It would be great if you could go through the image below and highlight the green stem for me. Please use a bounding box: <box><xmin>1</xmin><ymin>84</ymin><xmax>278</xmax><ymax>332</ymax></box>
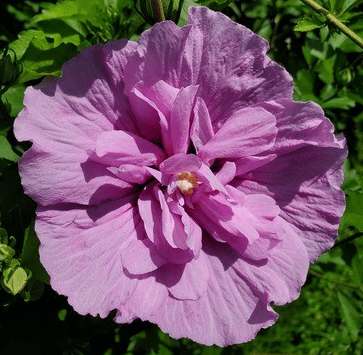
<box><xmin>151</xmin><ymin>0</ymin><xmax>165</xmax><ymax>22</ymax></box>
<box><xmin>332</xmin><ymin>232</ymin><xmax>363</xmax><ymax>249</ymax></box>
<box><xmin>309</xmin><ymin>269</ymin><xmax>363</xmax><ymax>293</ymax></box>
<box><xmin>300</xmin><ymin>0</ymin><xmax>363</xmax><ymax>50</ymax></box>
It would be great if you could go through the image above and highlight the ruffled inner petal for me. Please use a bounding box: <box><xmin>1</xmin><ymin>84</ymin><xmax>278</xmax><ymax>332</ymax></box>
<box><xmin>233</xmin><ymin>99</ymin><xmax>347</xmax><ymax>262</ymax></box>
<box><xmin>157</xmin><ymin>253</ymin><xmax>209</xmax><ymax>301</ymax></box>
<box><xmin>138</xmin><ymin>183</ymin><xmax>196</xmax><ymax>264</ymax></box>
<box><xmin>121</xmin><ymin>239</ymin><xmax>168</xmax><ymax>275</ymax></box>
<box><xmin>95</xmin><ymin>130</ymin><xmax>167</xmax><ymax>166</ymax></box>
<box><xmin>169</xmin><ymin>85</ymin><xmax>199</xmax><ymax>155</ymax></box>
<box><xmin>107</xmin><ymin>164</ymin><xmax>152</xmax><ymax>184</ymax></box>
<box><xmin>198</xmin><ymin>106</ymin><xmax>277</xmax><ymax>163</ymax></box>
<box><xmin>190</xmin><ymin>97</ymin><xmax>214</xmax><ymax>153</ymax></box>
<box><xmin>128</xmin><ymin>80</ymin><xmax>180</xmax><ymax>142</ymax></box>
<box><xmin>160</xmin><ymin>153</ymin><xmax>202</xmax><ymax>174</ymax></box>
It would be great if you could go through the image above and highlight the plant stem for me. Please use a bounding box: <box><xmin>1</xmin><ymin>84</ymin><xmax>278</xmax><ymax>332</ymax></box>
<box><xmin>300</xmin><ymin>0</ymin><xmax>363</xmax><ymax>50</ymax></box>
<box><xmin>151</xmin><ymin>0</ymin><xmax>165</xmax><ymax>22</ymax></box>
<box><xmin>309</xmin><ymin>269</ymin><xmax>363</xmax><ymax>293</ymax></box>
<box><xmin>332</xmin><ymin>232</ymin><xmax>363</xmax><ymax>249</ymax></box>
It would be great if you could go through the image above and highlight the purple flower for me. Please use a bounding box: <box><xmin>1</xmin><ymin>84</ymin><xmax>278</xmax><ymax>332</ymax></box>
<box><xmin>14</xmin><ymin>6</ymin><xmax>346</xmax><ymax>346</ymax></box>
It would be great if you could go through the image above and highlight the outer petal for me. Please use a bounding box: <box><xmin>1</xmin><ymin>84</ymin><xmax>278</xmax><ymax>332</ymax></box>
<box><xmin>232</xmin><ymin>217</ymin><xmax>309</xmax><ymax>306</ymax></box>
<box><xmin>36</xmin><ymin>194</ymin><xmax>143</xmax><ymax>318</ymax></box>
<box><xmin>114</xmin><ymin>274</ymin><xmax>168</xmax><ymax>323</ymax></box>
<box><xmin>17</xmin><ymin>143</ymin><xmax>134</xmax><ymax>206</ymax></box>
<box><xmin>132</xmin><ymin>6</ymin><xmax>293</xmax><ymax>127</ymax></box>
<box><xmin>234</xmin><ymin>99</ymin><xmax>347</xmax><ymax>261</ymax></box>
<box><xmin>150</xmin><ymin>236</ymin><xmax>278</xmax><ymax>346</ymax></box>
<box><xmin>157</xmin><ymin>253</ymin><xmax>209</xmax><ymax>301</ymax></box>
<box><xmin>132</xmin><ymin>21</ymin><xmax>197</xmax><ymax>88</ymax></box>
<box><xmin>187</xmin><ymin>6</ymin><xmax>293</xmax><ymax>123</ymax></box>
<box><xmin>14</xmin><ymin>41</ymin><xmax>140</xmax><ymax>206</ymax></box>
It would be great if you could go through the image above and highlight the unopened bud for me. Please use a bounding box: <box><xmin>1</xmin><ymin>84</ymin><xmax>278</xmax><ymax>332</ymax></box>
<box><xmin>0</xmin><ymin>48</ymin><xmax>22</xmax><ymax>89</ymax></box>
<box><xmin>337</xmin><ymin>68</ymin><xmax>354</xmax><ymax>85</ymax></box>
<box><xmin>134</xmin><ymin>0</ymin><xmax>184</xmax><ymax>24</ymax></box>
<box><xmin>0</xmin><ymin>244</ymin><xmax>15</xmax><ymax>263</ymax></box>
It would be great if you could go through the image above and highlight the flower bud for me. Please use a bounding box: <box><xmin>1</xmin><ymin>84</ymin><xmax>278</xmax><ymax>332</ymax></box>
<box><xmin>134</xmin><ymin>0</ymin><xmax>184</xmax><ymax>24</ymax></box>
<box><xmin>0</xmin><ymin>48</ymin><xmax>22</xmax><ymax>89</ymax></box>
<box><xmin>337</xmin><ymin>68</ymin><xmax>354</xmax><ymax>86</ymax></box>
<box><xmin>0</xmin><ymin>244</ymin><xmax>15</xmax><ymax>263</ymax></box>
<box><xmin>2</xmin><ymin>259</ymin><xmax>28</xmax><ymax>295</ymax></box>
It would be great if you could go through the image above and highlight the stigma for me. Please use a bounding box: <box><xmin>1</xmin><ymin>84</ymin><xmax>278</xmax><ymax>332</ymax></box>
<box><xmin>176</xmin><ymin>171</ymin><xmax>198</xmax><ymax>195</ymax></box>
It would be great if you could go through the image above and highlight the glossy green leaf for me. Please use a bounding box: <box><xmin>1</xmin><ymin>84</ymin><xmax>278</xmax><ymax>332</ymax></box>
<box><xmin>337</xmin><ymin>292</ymin><xmax>361</xmax><ymax>342</ymax></box>
<box><xmin>1</xmin><ymin>83</ymin><xmax>25</xmax><ymax>117</ymax></box>
<box><xmin>321</xmin><ymin>97</ymin><xmax>355</xmax><ymax>110</ymax></box>
<box><xmin>340</xmin><ymin>191</ymin><xmax>363</xmax><ymax>231</ymax></box>
<box><xmin>341</xmin><ymin>0</ymin><xmax>363</xmax><ymax>13</ymax></box>
<box><xmin>0</xmin><ymin>136</ymin><xmax>20</xmax><ymax>162</ymax></box>
<box><xmin>294</xmin><ymin>15</ymin><xmax>325</xmax><ymax>32</ymax></box>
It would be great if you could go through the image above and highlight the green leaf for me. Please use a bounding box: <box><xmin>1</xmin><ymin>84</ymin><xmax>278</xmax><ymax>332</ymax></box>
<box><xmin>0</xmin><ymin>244</ymin><xmax>15</xmax><ymax>262</ymax></box>
<box><xmin>1</xmin><ymin>83</ymin><xmax>25</xmax><ymax>117</ymax></box>
<box><xmin>294</xmin><ymin>15</ymin><xmax>326</xmax><ymax>32</ymax></box>
<box><xmin>30</xmin><ymin>0</ymin><xmax>81</xmax><ymax>23</ymax></box>
<box><xmin>0</xmin><ymin>136</ymin><xmax>20</xmax><ymax>162</ymax></box>
<box><xmin>321</xmin><ymin>97</ymin><xmax>355</xmax><ymax>110</ymax></box>
<box><xmin>337</xmin><ymin>291</ymin><xmax>362</xmax><ymax>341</ymax></box>
<box><xmin>328</xmin><ymin>15</ymin><xmax>363</xmax><ymax>53</ymax></box>
<box><xmin>9</xmin><ymin>29</ymin><xmax>79</xmax><ymax>81</ymax></box>
<box><xmin>340</xmin><ymin>191</ymin><xmax>363</xmax><ymax>231</ymax></box>
<box><xmin>0</xmin><ymin>228</ymin><xmax>8</xmax><ymax>244</ymax></box>
<box><xmin>9</xmin><ymin>30</ymin><xmax>45</xmax><ymax>60</ymax></box>
<box><xmin>2</xmin><ymin>259</ymin><xmax>28</xmax><ymax>295</ymax></box>
<box><xmin>178</xmin><ymin>0</ymin><xmax>199</xmax><ymax>26</ymax></box>
<box><xmin>21</xmin><ymin>222</ymin><xmax>49</xmax><ymax>284</ymax></box>
<box><xmin>351</xmin><ymin>251</ymin><xmax>363</xmax><ymax>284</ymax></box>
<box><xmin>293</xmin><ymin>69</ymin><xmax>321</xmax><ymax>102</ymax></box>
<box><xmin>19</xmin><ymin>40</ymin><xmax>78</xmax><ymax>82</ymax></box>
<box><xmin>341</xmin><ymin>0</ymin><xmax>363</xmax><ymax>13</ymax></box>
<box><xmin>342</xmin><ymin>160</ymin><xmax>363</xmax><ymax>191</ymax></box>
<box><xmin>36</xmin><ymin>19</ymin><xmax>83</xmax><ymax>47</ymax></box>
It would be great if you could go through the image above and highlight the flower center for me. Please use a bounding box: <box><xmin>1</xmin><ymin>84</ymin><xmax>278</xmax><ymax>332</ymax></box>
<box><xmin>176</xmin><ymin>171</ymin><xmax>198</xmax><ymax>195</ymax></box>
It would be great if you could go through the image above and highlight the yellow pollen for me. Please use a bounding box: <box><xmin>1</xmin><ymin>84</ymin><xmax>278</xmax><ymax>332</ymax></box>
<box><xmin>176</xmin><ymin>171</ymin><xmax>198</xmax><ymax>195</ymax></box>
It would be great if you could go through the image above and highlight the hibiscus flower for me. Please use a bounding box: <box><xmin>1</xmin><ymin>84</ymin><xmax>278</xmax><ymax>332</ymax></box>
<box><xmin>14</xmin><ymin>6</ymin><xmax>346</xmax><ymax>346</ymax></box>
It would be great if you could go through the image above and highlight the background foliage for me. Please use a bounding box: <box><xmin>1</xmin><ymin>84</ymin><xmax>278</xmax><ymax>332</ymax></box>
<box><xmin>1</xmin><ymin>0</ymin><xmax>363</xmax><ymax>354</ymax></box>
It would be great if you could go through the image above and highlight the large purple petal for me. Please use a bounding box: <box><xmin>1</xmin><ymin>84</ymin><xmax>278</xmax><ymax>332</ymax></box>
<box><xmin>234</xmin><ymin>99</ymin><xmax>347</xmax><ymax>261</ymax></box>
<box><xmin>16</xmin><ymin>143</ymin><xmax>135</xmax><ymax>206</ymax></box>
<box><xmin>187</xmin><ymin>6</ymin><xmax>294</xmax><ymax>124</ymax></box>
<box><xmin>14</xmin><ymin>41</ymin><xmax>141</xmax><ymax>206</ymax></box>
<box><xmin>150</xmin><ymin>237</ymin><xmax>278</xmax><ymax>346</ymax></box>
<box><xmin>36</xmin><ymin>194</ymin><xmax>143</xmax><ymax>318</ymax></box>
